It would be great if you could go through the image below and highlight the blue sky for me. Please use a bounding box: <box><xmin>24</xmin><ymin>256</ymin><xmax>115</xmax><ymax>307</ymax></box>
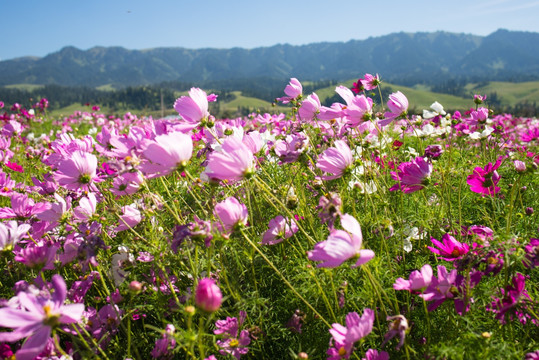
<box><xmin>2</xmin><ymin>0</ymin><xmax>539</xmax><ymax>61</ymax></box>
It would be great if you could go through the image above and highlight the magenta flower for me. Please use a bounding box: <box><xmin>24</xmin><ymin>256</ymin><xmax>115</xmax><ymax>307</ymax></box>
<box><xmin>14</xmin><ymin>241</ymin><xmax>59</xmax><ymax>270</ymax></box>
<box><xmin>316</xmin><ymin>140</ymin><xmax>354</xmax><ymax>180</ymax></box>
<box><xmin>151</xmin><ymin>324</ymin><xmax>176</xmax><ymax>359</ymax></box>
<box><xmin>204</xmin><ymin>136</ymin><xmax>255</xmax><ymax>182</ymax></box>
<box><xmin>141</xmin><ymin>131</ymin><xmax>193</xmax><ymax>177</ymax></box>
<box><xmin>327</xmin><ymin>308</ymin><xmax>374</xmax><ymax>360</ymax></box>
<box><xmin>428</xmin><ymin>234</ymin><xmax>470</xmax><ymax>261</ymax></box>
<box><xmin>111</xmin><ymin>172</ymin><xmax>144</xmax><ymax>196</ymax></box>
<box><xmin>393</xmin><ymin>264</ymin><xmax>433</xmax><ymax>292</ymax></box>
<box><xmin>261</xmin><ymin>215</ymin><xmax>298</xmax><ymax>245</ymax></box>
<box><xmin>523</xmin><ymin>238</ymin><xmax>539</xmax><ymax>269</ymax></box>
<box><xmin>362</xmin><ymin>349</ymin><xmax>390</xmax><ymax>360</ymax></box>
<box><xmin>214</xmin><ymin>197</ymin><xmax>248</xmax><ymax>234</ymax></box>
<box><xmin>214</xmin><ymin>314</ymin><xmax>251</xmax><ymax>360</ymax></box>
<box><xmin>54</xmin><ymin>150</ymin><xmax>100</xmax><ymax>192</ymax></box>
<box><xmin>195</xmin><ymin>278</ymin><xmax>222</xmax><ymax>313</ymax></box>
<box><xmin>389</xmin><ymin>157</ymin><xmax>432</xmax><ymax>193</ymax></box>
<box><xmin>0</xmin><ymin>275</ymin><xmax>85</xmax><ymax>360</ymax></box>
<box><xmin>487</xmin><ymin>273</ymin><xmax>534</xmax><ymax>324</ymax></box>
<box><xmin>419</xmin><ymin>265</ymin><xmax>468</xmax><ymax>314</ymax></box>
<box><xmin>380</xmin><ymin>91</ymin><xmax>408</xmax><ymax>126</ymax></box>
<box><xmin>174</xmin><ymin>87</ymin><xmax>210</xmax><ymax>131</ymax></box>
<box><xmin>466</xmin><ymin>158</ymin><xmax>502</xmax><ymax>196</ymax></box>
<box><xmin>308</xmin><ymin>214</ymin><xmax>374</xmax><ymax>268</ymax></box>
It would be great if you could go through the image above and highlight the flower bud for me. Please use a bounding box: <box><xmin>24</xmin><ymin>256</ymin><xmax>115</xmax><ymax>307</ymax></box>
<box><xmin>514</xmin><ymin>160</ymin><xmax>526</xmax><ymax>172</ymax></box>
<box><xmin>195</xmin><ymin>278</ymin><xmax>222</xmax><ymax>312</ymax></box>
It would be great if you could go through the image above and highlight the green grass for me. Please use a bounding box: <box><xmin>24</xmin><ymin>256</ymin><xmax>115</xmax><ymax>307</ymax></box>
<box><xmin>4</xmin><ymin>83</ymin><xmax>44</xmax><ymax>91</ymax></box>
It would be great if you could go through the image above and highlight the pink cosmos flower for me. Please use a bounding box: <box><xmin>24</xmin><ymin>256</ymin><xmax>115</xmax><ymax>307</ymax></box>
<box><xmin>115</xmin><ymin>204</ymin><xmax>142</xmax><ymax>232</ymax></box>
<box><xmin>54</xmin><ymin>150</ymin><xmax>100</xmax><ymax>192</ymax></box>
<box><xmin>213</xmin><ymin>197</ymin><xmax>248</xmax><ymax>233</ymax></box>
<box><xmin>335</xmin><ymin>86</ymin><xmax>373</xmax><ymax>127</ymax></box>
<box><xmin>316</xmin><ymin>140</ymin><xmax>354</xmax><ymax>180</ymax></box>
<box><xmin>73</xmin><ymin>192</ymin><xmax>98</xmax><ymax>221</ymax></box>
<box><xmin>173</xmin><ymin>87</ymin><xmax>210</xmax><ymax>131</ymax></box>
<box><xmin>35</xmin><ymin>193</ymin><xmax>70</xmax><ymax>223</ymax></box>
<box><xmin>393</xmin><ymin>264</ymin><xmax>433</xmax><ymax>292</ymax></box>
<box><xmin>389</xmin><ymin>157</ymin><xmax>432</xmax><ymax>193</ymax></box>
<box><xmin>0</xmin><ymin>275</ymin><xmax>84</xmax><ymax>360</ymax></box>
<box><xmin>276</xmin><ymin>78</ymin><xmax>303</xmax><ymax>103</ymax></box>
<box><xmin>428</xmin><ymin>234</ymin><xmax>470</xmax><ymax>261</ymax></box>
<box><xmin>308</xmin><ymin>214</ymin><xmax>374</xmax><ymax>268</ymax></box>
<box><xmin>0</xmin><ymin>220</ymin><xmax>31</xmax><ymax>251</ymax></box>
<box><xmin>0</xmin><ymin>193</ymin><xmax>49</xmax><ymax>219</ymax></box>
<box><xmin>261</xmin><ymin>215</ymin><xmax>298</xmax><ymax>245</ymax></box>
<box><xmin>141</xmin><ymin>131</ymin><xmax>193</xmax><ymax>177</ymax></box>
<box><xmin>111</xmin><ymin>172</ymin><xmax>144</xmax><ymax>196</ymax></box>
<box><xmin>379</xmin><ymin>91</ymin><xmax>408</xmax><ymax>127</ymax></box>
<box><xmin>361</xmin><ymin>73</ymin><xmax>381</xmax><ymax>91</ymax></box>
<box><xmin>327</xmin><ymin>309</ymin><xmax>374</xmax><ymax>360</ymax></box>
<box><xmin>298</xmin><ymin>93</ymin><xmax>321</xmax><ymax>121</ymax></box>
<box><xmin>204</xmin><ymin>137</ymin><xmax>255</xmax><ymax>182</ymax></box>
<box><xmin>466</xmin><ymin>158</ymin><xmax>502</xmax><ymax>196</ymax></box>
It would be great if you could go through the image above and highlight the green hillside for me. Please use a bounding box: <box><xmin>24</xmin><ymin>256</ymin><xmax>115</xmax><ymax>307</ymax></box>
<box><xmin>464</xmin><ymin>81</ymin><xmax>539</xmax><ymax>105</ymax></box>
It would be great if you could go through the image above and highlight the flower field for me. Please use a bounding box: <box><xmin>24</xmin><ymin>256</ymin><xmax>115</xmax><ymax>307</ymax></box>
<box><xmin>0</xmin><ymin>75</ymin><xmax>538</xmax><ymax>359</ymax></box>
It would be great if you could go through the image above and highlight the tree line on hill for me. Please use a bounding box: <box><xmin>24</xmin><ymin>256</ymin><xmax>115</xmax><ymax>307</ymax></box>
<box><xmin>0</xmin><ymin>79</ymin><xmax>537</xmax><ymax>117</ymax></box>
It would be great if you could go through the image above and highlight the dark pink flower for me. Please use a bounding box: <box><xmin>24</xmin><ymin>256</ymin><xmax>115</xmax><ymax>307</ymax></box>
<box><xmin>428</xmin><ymin>234</ymin><xmax>470</xmax><ymax>261</ymax></box>
<box><xmin>487</xmin><ymin>273</ymin><xmax>534</xmax><ymax>324</ymax></box>
<box><xmin>466</xmin><ymin>158</ymin><xmax>502</xmax><ymax>196</ymax></box>
<box><xmin>195</xmin><ymin>278</ymin><xmax>222</xmax><ymax>313</ymax></box>
<box><xmin>389</xmin><ymin>157</ymin><xmax>432</xmax><ymax>193</ymax></box>
<box><xmin>5</xmin><ymin>161</ymin><xmax>23</xmax><ymax>173</ymax></box>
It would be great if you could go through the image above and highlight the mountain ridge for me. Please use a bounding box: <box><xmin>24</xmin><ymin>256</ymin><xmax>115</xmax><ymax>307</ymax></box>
<box><xmin>1</xmin><ymin>29</ymin><xmax>538</xmax><ymax>88</ymax></box>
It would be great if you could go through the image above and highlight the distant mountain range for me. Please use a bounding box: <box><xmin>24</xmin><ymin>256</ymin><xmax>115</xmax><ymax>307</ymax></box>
<box><xmin>1</xmin><ymin>29</ymin><xmax>538</xmax><ymax>88</ymax></box>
